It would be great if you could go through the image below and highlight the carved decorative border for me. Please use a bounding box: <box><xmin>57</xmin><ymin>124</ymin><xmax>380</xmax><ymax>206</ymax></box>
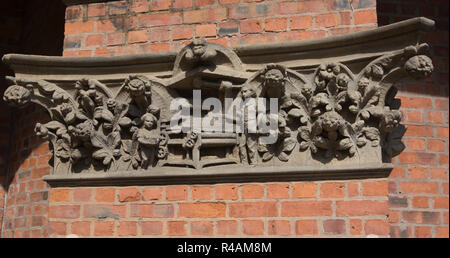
<box><xmin>2</xmin><ymin>18</ymin><xmax>435</xmax><ymax>187</ymax></box>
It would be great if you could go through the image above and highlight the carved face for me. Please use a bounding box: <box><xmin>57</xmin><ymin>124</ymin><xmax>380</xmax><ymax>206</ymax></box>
<box><xmin>128</xmin><ymin>78</ymin><xmax>146</xmax><ymax>97</ymax></box>
<box><xmin>336</xmin><ymin>73</ymin><xmax>350</xmax><ymax>91</ymax></box>
<box><xmin>241</xmin><ymin>85</ymin><xmax>256</xmax><ymax>99</ymax></box>
<box><xmin>142</xmin><ymin>114</ymin><xmax>157</xmax><ymax>129</ymax></box>
<box><xmin>405</xmin><ymin>55</ymin><xmax>434</xmax><ymax>79</ymax></box>
<box><xmin>192</xmin><ymin>39</ymin><xmax>207</xmax><ymax>56</ymax></box>
<box><xmin>3</xmin><ymin>85</ymin><xmax>31</xmax><ymax>107</ymax></box>
<box><xmin>264</xmin><ymin>69</ymin><xmax>285</xmax><ymax>88</ymax></box>
<box><xmin>106</xmin><ymin>98</ymin><xmax>116</xmax><ymax>111</ymax></box>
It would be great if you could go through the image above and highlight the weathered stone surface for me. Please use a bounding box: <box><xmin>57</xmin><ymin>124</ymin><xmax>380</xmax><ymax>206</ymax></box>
<box><xmin>2</xmin><ymin>17</ymin><xmax>435</xmax><ymax>185</ymax></box>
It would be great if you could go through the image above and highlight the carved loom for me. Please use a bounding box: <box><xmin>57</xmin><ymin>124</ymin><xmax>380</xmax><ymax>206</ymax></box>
<box><xmin>2</xmin><ymin>18</ymin><xmax>435</xmax><ymax>186</ymax></box>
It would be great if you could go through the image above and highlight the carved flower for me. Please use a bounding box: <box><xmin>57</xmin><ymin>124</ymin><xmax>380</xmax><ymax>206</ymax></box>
<box><xmin>3</xmin><ymin>85</ymin><xmax>32</xmax><ymax>107</ymax></box>
<box><xmin>404</xmin><ymin>55</ymin><xmax>434</xmax><ymax>79</ymax></box>
<box><xmin>35</xmin><ymin>123</ymin><xmax>49</xmax><ymax>140</ymax></box>
<box><xmin>315</xmin><ymin>63</ymin><xmax>340</xmax><ymax>90</ymax></box>
<box><xmin>126</xmin><ymin>76</ymin><xmax>151</xmax><ymax>98</ymax></box>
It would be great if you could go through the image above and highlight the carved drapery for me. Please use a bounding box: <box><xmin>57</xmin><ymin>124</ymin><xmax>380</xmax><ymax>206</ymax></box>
<box><xmin>2</xmin><ymin>18</ymin><xmax>435</xmax><ymax>186</ymax></box>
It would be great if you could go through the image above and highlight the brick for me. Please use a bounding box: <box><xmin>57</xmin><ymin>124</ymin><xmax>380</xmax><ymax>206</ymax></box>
<box><xmin>407</xmin><ymin>138</ymin><xmax>426</xmax><ymax>151</ymax></box>
<box><xmin>73</xmin><ymin>189</ymin><xmax>92</xmax><ymax>202</ymax></box>
<box><xmin>408</xmin><ymin>166</ymin><xmax>428</xmax><ymax>179</ymax></box>
<box><xmin>31</xmin><ymin>216</ymin><xmax>46</xmax><ymax>227</ymax></box>
<box><xmin>85</xmin><ymin>34</ymin><xmax>104</xmax><ymax>47</ymax></box>
<box><xmin>315</xmin><ymin>13</ymin><xmax>338</xmax><ymax>28</ymax></box>
<box><xmin>290</xmin><ymin>16</ymin><xmax>313</xmax><ymax>30</ymax></box>
<box><xmin>142</xmin><ymin>187</ymin><xmax>163</xmax><ymax>200</ymax></box>
<box><xmin>107</xmin><ymin>32</ymin><xmax>126</xmax><ymax>46</ymax></box>
<box><xmin>151</xmin><ymin>0</ymin><xmax>171</xmax><ymax>10</ymax></box>
<box><xmin>118</xmin><ymin>221</ymin><xmax>137</xmax><ymax>236</ymax></box>
<box><xmin>398</xmin><ymin>96</ymin><xmax>432</xmax><ymax>109</ymax></box>
<box><xmin>172</xmin><ymin>26</ymin><xmax>193</xmax><ymax>40</ymax></box>
<box><xmin>242</xmin><ymin>220</ymin><xmax>264</xmax><ymax>235</ymax></box>
<box><xmin>49</xmin><ymin>189</ymin><xmax>70</xmax><ymax>202</ymax></box>
<box><xmin>178</xmin><ymin>202</ymin><xmax>225</xmax><ymax>218</ymax></box>
<box><xmin>390</xmin><ymin>166</ymin><xmax>405</xmax><ymax>178</ymax></box>
<box><xmin>66</xmin><ymin>5</ymin><xmax>83</xmax><ymax>20</ymax></box>
<box><xmin>196</xmin><ymin>0</ymin><xmax>215</xmax><ymax>7</ymax></box>
<box><xmin>428</xmin><ymin>111</ymin><xmax>444</xmax><ymax>123</ymax></box>
<box><xmin>65</xmin><ymin>21</ymin><xmax>95</xmax><ymax>34</ymax></box>
<box><xmin>149</xmin><ymin>28</ymin><xmax>170</xmax><ymax>42</ymax></box>
<box><xmin>150</xmin><ymin>42</ymin><xmax>170</xmax><ymax>53</ymax></box>
<box><xmin>118</xmin><ymin>187</ymin><xmax>141</xmax><ymax>202</ymax></box>
<box><xmin>320</xmin><ymin>182</ymin><xmax>345</xmax><ymax>198</ymax></box>
<box><xmin>295</xmin><ymin>220</ymin><xmax>318</xmax><ymax>235</ymax></box>
<box><xmin>336</xmin><ymin>200</ymin><xmax>388</xmax><ymax>216</ymax></box>
<box><xmin>216</xmin><ymin>185</ymin><xmax>238</xmax><ymax>200</ymax></box>
<box><xmin>400</xmin><ymin>182</ymin><xmax>439</xmax><ymax>194</ymax></box>
<box><xmin>412</xmin><ymin>196</ymin><xmax>429</xmax><ymax>208</ymax></box>
<box><xmin>191</xmin><ymin>221</ymin><xmax>213</xmax><ymax>235</ymax></box>
<box><xmin>266</xmin><ymin>184</ymin><xmax>290</xmax><ymax>199</ymax></box>
<box><xmin>402</xmin><ymin>211</ymin><xmax>422</xmax><ymax>224</ymax></box>
<box><xmin>436</xmin><ymin>226</ymin><xmax>449</xmax><ymax>238</ymax></box>
<box><xmin>131</xmin><ymin>0</ymin><xmax>149</xmax><ymax>13</ymax></box>
<box><xmin>268</xmin><ymin>220</ymin><xmax>290</xmax><ymax>235</ymax></box>
<box><xmin>348</xmin><ymin>182</ymin><xmax>360</xmax><ymax>197</ymax></box>
<box><xmin>405</xmin><ymin>125</ymin><xmax>434</xmax><ymax>137</ymax></box>
<box><xmin>108</xmin><ymin>1</ymin><xmax>127</xmax><ymax>15</ymax></box>
<box><xmin>241</xmin><ymin>184</ymin><xmax>264</xmax><ymax>199</ymax></box>
<box><xmin>167</xmin><ymin>221</ymin><xmax>187</xmax><ymax>236</ymax></box>
<box><xmin>292</xmin><ymin>182</ymin><xmax>316</xmax><ymax>198</ymax></box>
<box><xmin>350</xmin><ymin>219</ymin><xmax>362</xmax><ymax>235</ymax></box>
<box><xmin>173</xmin><ymin>0</ymin><xmax>193</xmax><ymax>9</ymax></box>
<box><xmin>130</xmin><ymin>204</ymin><xmax>174</xmax><ymax>218</ymax></box>
<box><xmin>84</xmin><ymin>204</ymin><xmax>126</xmax><ymax>219</ymax></box>
<box><xmin>389</xmin><ymin>210</ymin><xmax>400</xmax><ymax>223</ymax></box>
<box><xmin>139</xmin><ymin>13</ymin><xmax>182</xmax><ymax>27</ymax></box>
<box><xmin>435</xmin><ymin>99</ymin><xmax>449</xmax><ymax>111</ymax></box>
<box><xmin>340</xmin><ymin>11</ymin><xmax>352</xmax><ymax>25</ymax></box>
<box><xmin>166</xmin><ymin>186</ymin><xmax>188</xmax><ymax>200</ymax></box>
<box><xmin>229</xmin><ymin>202</ymin><xmax>277</xmax><ymax>217</ymax></box>
<box><xmin>398</xmin><ymin>152</ymin><xmax>436</xmax><ymax>165</ymax></box>
<box><xmin>436</xmin><ymin>127</ymin><xmax>449</xmax><ymax>138</ymax></box>
<box><xmin>49</xmin><ymin>205</ymin><xmax>80</xmax><ymax>219</ymax></box>
<box><xmin>191</xmin><ymin>186</ymin><xmax>213</xmax><ymax>200</ymax></box>
<box><xmin>219</xmin><ymin>0</ymin><xmax>239</xmax><ymax>4</ymax></box>
<box><xmin>183</xmin><ymin>9</ymin><xmax>225</xmax><ymax>24</ymax></box>
<box><xmin>64</xmin><ymin>36</ymin><xmax>82</xmax><ymax>49</ymax></box>
<box><xmin>415</xmin><ymin>226</ymin><xmax>432</xmax><ymax>238</ymax></box>
<box><xmin>428</xmin><ymin>139</ymin><xmax>446</xmax><ymax>152</ymax></box>
<box><xmin>195</xmin><ymin>24</ymin><xmax>216</xmax><ymax>37</ymax></box>
<box><xmin>278</xmin><ymin>0</ymin><xmax>326</xmax><ymax>15</ymax></box>
<box><xmin>433</xmin><ymin>197</ymin><xmax>449</xmax><ymax>209</ymax></box>
<box><xmin>217</xmin><ymin>220</ymin><xmax>238</xmax><ymax>235</ymax></box>
<box><xmin>354</xmin><ymin>10</ymin><xmax>377</xmax><ymax>24</ymax></box>
<box><xmin>128</xmin><ymin>30</ymin><xmax>148</xmax><ymax>44</ymax></box>
<box><xmin>323</xmin><ymin>219</ymin><xmax>346</xmax><ymax>235</ymax></box>
<box><xmin>265</xmin><ymin>18</ymin><xmax>287</xmax><ymax>31</ymax></box>
<box><xmin>71</xmin><ymin>221</ymin><xmax>91</xmax><ymax>237</ymax></box>
<box><xmin>218</xmin><ymin>21</ymin><xmax>239</xmax><ymax>35</ymax></box>
<box><xmin>142</xmin><ymin>221</ymin><xmax>163</xmax><ymax>235</ymax></box>
<box><xmin>95</xmin><ymin>188</ymin><xmax>115</xmax><ymax>202</ymax></box>
<box><xmin>430</xmin><ymin>168</ymin><xmax>447</xmax><ymax>179</ymax></box>
<box><xmin>88</xmin><ymin>3</ymin><xmax>106</xmax><ymax>17</ymax></box>
<box><xmin>282</xmin><ymin>201</ymin><xmax>332</xmax><ymax>217</ymax></box>
<box><xmin>365</xmin><ymin>220</ymin><xmax>389</xmax><ymax>236</ymax></box>
<box><xmin>240</xmin><ymin>19</ymin><xmax>263</xmax><ymax>34</ymax></box>
<box><xmin>49</xmin><ymin>221</ymin><xmax>66</xmax><ymax>236</ymax></box>
<box><xmin>94</xmin><ymin>221</ymin><xmax>114</xmax><ymax>236</ymax></box>
<box><xmin>439</xmin><ymin>153</ymin><xmax>449</xmax><ymax>165</ymax></box>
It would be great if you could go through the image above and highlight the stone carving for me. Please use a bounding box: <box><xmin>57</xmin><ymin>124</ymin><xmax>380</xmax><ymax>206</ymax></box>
<box><xmin>2</xmin><ymin>18</ymin><xmax>435</xmax><ymax>179</ymax></box>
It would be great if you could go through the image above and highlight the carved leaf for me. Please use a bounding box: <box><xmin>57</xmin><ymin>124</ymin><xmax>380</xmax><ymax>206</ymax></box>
<box><xmin>262</xmin><ymin>152</ymin><xmax>273</xmax><ymax>161</ymax></box>
<box><xmin>337</xmin><ymin>138</ymin><xmax>353</xmax><ymax>150</ymax></box>
<box><xmin>93</xmin><ymin>149</ymin><xmax>113</xmax><ymax>166</ymax></box>
<box><xmin>364</xmin><ymin>127</ymin><xmax>380</xmax><ymax>141</ymax></box>
<box><xmin>278</xmin><ymin>152</ymin><xmax>289</xmax><ymax>162</ymax></box>
<box><xmin>282</xmin><ymin>137</ymin><xmax>297</xmax><ymax>153</ymax></box>
<box><xmin>299</xmin><ymin>141</ymin><xmax>310</xmax><ymax>151</ymax></box>
<box><xmin>298</xmin><ymin>127</ymin><xmax>311</xmax><ymax>141</ymax></box>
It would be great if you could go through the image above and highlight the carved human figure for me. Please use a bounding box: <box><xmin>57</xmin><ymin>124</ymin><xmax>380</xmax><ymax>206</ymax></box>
<box><xmin>239</xmin><ymin>84</ymin><xmax>259</xmax><ymax>165</ymax></box>
<box><xmin>137</xmin><ymin>107</ymin><xmax>161</xmax><ymax>168</ymax></box>
<box><xmin>185</xmin><ymin>38</ymin><xmax>217</xmax><ymax>64</ymax></box>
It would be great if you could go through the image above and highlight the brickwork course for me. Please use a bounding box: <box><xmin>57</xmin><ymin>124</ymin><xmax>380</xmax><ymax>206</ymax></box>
<box><xmin>0</xmin><ymin>0</ymin><xmax>448</xmax><ymax>238</ymax></box>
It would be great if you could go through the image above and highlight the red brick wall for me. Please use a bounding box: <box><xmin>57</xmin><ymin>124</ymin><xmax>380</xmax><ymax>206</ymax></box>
<box><xmin>0</xmin><ymin>0</ymin><xmax>65</xmax><ymax>238</ymax></box>
<box><xmin>48</xmin><ymin>180</ymin><xmax>389</xmax><ymax>237</ymax></box>
<box><xmin>377</xmin><ymin>0</ymin><xmax>449</xmax><ymax>238</ymax></box>
<box><xmin>47</xmin><ymin>0</ymin><xmax>392</xmax><ymax>238</ymax></box>
<box><xmin>62</xmin><ymin>0</ymin><xmax>378</xmax><ymax>57</ymax></box>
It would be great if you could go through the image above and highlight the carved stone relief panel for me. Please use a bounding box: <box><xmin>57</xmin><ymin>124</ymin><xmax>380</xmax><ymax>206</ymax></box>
<box><xmin>2</xmin><ymin>18</ymin><xmax>436</xmax><ymax>186</ymax></box>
